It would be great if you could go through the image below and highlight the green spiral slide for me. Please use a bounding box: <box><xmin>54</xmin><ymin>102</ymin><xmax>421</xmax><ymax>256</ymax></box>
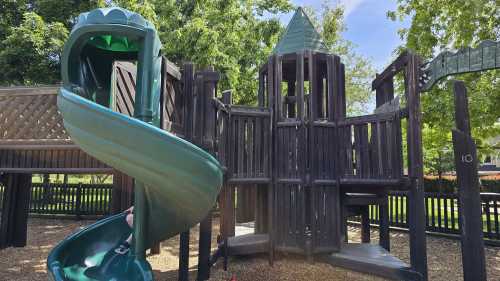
<box><xmin>47</xmin><ymin>7</ymin><xmax>223</xmax><ymax>281</ymax></box>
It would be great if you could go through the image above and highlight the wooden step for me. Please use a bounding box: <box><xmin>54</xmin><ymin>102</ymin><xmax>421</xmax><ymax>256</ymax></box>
<box><xmin>227</xmin><ymin>233</ymin><xmax>269</xmax><ymax>256</ymax></box>
<box><xmin>321</xmin><ymin>243</ymin><xmax>422</xmax><ymax>281</ymax></box>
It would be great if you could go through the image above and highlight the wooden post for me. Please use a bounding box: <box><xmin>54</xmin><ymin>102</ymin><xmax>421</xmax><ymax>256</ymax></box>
<box><xmin>255</xmin><ymin>184</ymin><xmax>268</xmax><ymax>234</ymax></box>
<box><xmin>452</xmin><ymin>80</ymin><xmax>487</xmax><ymax>281</ymax></box>
<box><xmin>268</xmin><ymin>54</ymin><xmax>276</xmax><ymax>265</ymax></box>
<box><xmin>178</xmin><ymin>230</ymin><xmax>190</xmax><ymax>281</ymax></box>
<box><xmin>196</xmin><ymin>67</ymin><xmax>219</xmax><ymax>281</ymax></box>
<box><xmin>379</xmin><ymin>194</ymin><xmax>390</xmax><ymax>251</ymax></box>
<box><xmin>405</xmin><ymin>53</ymin><xmax>428</xmax><ymax>280</ymax></box>
<box><xmin>178</xmin><ymin>63</ymin><xmax>195</xmax><ymax>280</ymax></box>
<box><xmin>75</xmin><ymin>183</ymin><xmax>82</xmax><ymax>220</ymax></box>
<box><xmin>219</xmin><ymin>90</ymin><xmax>235</xmax><ymax>238</ymax></box>
<box><xmin>0</xmin><ymin>173</ymin><xmax>32</xmax><ymax>249</ymax></box>
<box><xmin>360</xmin><ymin>206</ymin><xmax>370</xmax><ymax>243</ymax></box>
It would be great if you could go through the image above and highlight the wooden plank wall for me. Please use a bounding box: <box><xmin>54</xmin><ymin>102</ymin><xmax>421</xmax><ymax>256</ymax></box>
<box><xmin>337</xmin><ymin>112</ymin><xmax>403</xmax><ymax>180</ymax></box>
<box><xmin>161</xmin><ymin>58</ymin><xmax>184</xmax><ymax>136</ymax></box>
<box><xmin>0</xmin><ymin>146</ymin><xmax>112</xmax><ymax>173</ymax></box>
<box><xmin>226</xmin><ymin>106</ymin><xmax>271</xmax><ymax>183</ymax></box>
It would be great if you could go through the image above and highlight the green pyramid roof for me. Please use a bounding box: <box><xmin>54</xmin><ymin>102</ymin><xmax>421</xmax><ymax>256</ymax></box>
<box><xmin>272</xmin><ymin>7</ymin><xmax>329</xmax><ymax>55</ymax></box>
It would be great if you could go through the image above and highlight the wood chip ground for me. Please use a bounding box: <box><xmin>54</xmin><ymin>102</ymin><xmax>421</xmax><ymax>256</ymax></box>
<box><xmin>0</xmin><ymin>218</ymin><xmax>499</xmax><ymax>281</ymax></box>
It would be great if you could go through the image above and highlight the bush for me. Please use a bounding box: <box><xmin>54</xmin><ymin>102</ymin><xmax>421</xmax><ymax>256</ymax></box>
<box><xmin>479</xmin><ymin>179</ymin><xmax>500</xmax><ymax>193</ymax></box>
<box><xmin>424</xmin><ymin>178</ymin><xmax>457</xmax><ymax>193</ymax></box>
<box><xmin>423</xmin><ymin>178</ymin><xmax>500</xmax><ymax>193</ymax></box>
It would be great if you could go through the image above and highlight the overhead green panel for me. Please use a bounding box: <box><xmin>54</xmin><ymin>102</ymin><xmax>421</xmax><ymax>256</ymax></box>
<box><xmin>421</xmin><ymin>40</ymin><xmax>500</xmax><ymax>91</ymax></box>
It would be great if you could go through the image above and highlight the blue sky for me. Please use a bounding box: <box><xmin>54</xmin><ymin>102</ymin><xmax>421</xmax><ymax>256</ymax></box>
<box><xmin>276</xmin><ymin>0</ymin><xmax>410</xmax><ymax>72</ymax></box>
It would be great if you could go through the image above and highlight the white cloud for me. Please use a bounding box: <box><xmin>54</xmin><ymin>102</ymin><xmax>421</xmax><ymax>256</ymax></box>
<box><xmin>337</xmin><ymin>0</ymin><xmax>366</xmax><ymax>17</ymax></box>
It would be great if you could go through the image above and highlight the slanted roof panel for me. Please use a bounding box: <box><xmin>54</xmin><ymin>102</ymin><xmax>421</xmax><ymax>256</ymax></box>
<box><xmin>272</xmin><ymin>7</ymin><xmax>329</xmax><ymax>55</ymax></box>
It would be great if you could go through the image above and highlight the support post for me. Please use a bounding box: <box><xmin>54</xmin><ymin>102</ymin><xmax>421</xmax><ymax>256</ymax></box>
<box><xmin>197</xmin><ymin>213</ymin><xmax>212</xmax><ymax>280</ymax></box>
<box><xmin>405</xmin><ymin>53</ymin><xmax>428</xmax><ymax>280</ymax></box>
<box><xmin>360</xmin><ymin>206</ymin><xmax>370</xmax><ymax>243</ymax></box>
<box><xmin>452</xmin><ymin>80</ymin><xmax>487</xmax><ymax>281</ymax></box>
<box><xmin>178</xmin><ymin>230</ymin><xmax>190</xmax><ymax>281</ymax></box>
<box><xmin>196</xmin><ymin>67</ymin><xmax>219</xmax><ymax>281</ymax></box>
<box><xmin>379</xmin><ymin>195</ymin><xmax>390</xmax><ymax>251</ymax></box>
<box><xmin>0</xmin><ymin>173</ymin><xmax>32</xmax><ymax>249</ymax></box>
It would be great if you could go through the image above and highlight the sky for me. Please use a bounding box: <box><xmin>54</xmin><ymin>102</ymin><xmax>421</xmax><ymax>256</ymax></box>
<box><xmin>276</xmin><ymin>0</ymin><xmax>411</xmax><ymax>72</ymax></box>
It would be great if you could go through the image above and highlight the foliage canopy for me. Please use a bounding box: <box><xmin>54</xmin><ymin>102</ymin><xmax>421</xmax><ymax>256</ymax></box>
<box><xmin>389</xmin><ymin>0</ymin><xmax>500</xmax><ymax>171</ymax></box>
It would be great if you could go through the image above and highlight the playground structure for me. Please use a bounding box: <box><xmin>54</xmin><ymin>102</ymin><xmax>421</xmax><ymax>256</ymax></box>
<box><xmin>208</xmin><ymin>8</ymin><xmax>425</xmax><ymax>280</ymax></box>
<box><xmin>0</xmin><ymin>6</ymin><xmax>498</xmax><ymax>281</ymax></box>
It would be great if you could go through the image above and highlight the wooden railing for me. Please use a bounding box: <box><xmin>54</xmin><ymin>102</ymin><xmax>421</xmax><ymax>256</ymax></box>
<box><xmin>338</xmin><ymin>112</ymin><xmax>403</xmax><ymax>180</ymax></box>
<box><xmin>29</xmin><ymin>183</ymin><xmax>112</xmax><ymax>218</ymax></box>
<box><xmin>221</xmin><ymin>105</ymin><xmax>272</xmax><ymax>182</ymax></box>
<box><xmin>366</xmin><ymin>191</ymin><xmax>500</xmax><ymax>241</ymax></box>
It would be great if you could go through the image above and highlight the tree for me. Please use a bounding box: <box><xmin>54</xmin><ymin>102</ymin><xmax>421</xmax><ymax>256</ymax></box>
<box><xmin>388</xmin><ymin>0</ymin><xmax>500</xmax><ymax>165</ymax></box>
<box><xmin>0</xmin><ymin>0</ymin><xmax>107</xmax><ymax>85</ymax></box>
<box><xmin>305</xmin><ymin>4</ymin><xmax>375</xmax><ymax>116</ymax></box>
<box><xmin>0</xmin><ymin>12</ymin><xmax>68</xmax><ymax>85</ymax></box>
<box><xmin>0</xmin><ymin>0</ymin><xmax>293</xmax><ymax>104</ymax></box>
<box><xmin>422</xmin><ymin>125</ymin><xmax>454</xmax><ymax>186</ymax></box>
<box><xmin>149</xmin><ymin>0</ymin><xmax>292</xmax><ymax>104</ymax></box>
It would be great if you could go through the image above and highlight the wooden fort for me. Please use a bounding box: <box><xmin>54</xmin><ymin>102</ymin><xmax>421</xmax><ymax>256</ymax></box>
<box><xmin>210</xmin><ymin>9</ymin><xmax>426</xmax><ymax>280</ymax></box>
<box><xmin>0</xmin><ymin>8</ymin><xmax>438</xmax><ymax>281</ymax></box>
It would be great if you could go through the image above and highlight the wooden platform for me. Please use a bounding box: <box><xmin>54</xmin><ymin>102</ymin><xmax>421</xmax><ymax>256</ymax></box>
<box><xmin>321</xmin><ymin>243</ymin><xmax>422</xmax><ymax>281</ymax></box>
<box><xmin>227</xmin><ymin>233</ymin><xmax>269</xmax><ymax>256</ymax></box>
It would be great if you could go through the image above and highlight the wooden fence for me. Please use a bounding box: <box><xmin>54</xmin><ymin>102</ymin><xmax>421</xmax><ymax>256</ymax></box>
<box><xmin>29</xmin><ymin>183</ymin><xmax>112</xmax><ymax>218</ymax></box>
<box><xmin>2</xmin><ymin>181</ymin><xmax>500</xmax><ymax>240</ymax></box>
<box><xmin>367</xmin><ymin>191</ymin><xmax>500</xmax><ymax>241</ymax></box>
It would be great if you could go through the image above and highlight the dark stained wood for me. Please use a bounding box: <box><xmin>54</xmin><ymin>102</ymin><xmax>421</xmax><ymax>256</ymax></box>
<box><xmin>405</xmin><ymin>53</ymin><xmax>428</xmax><ymax>281</ymax></box>
<box><xmin>112</xmin><ymin>170</ymin><xmax>134</xmax><ymax>214</ymax></box>
<box><xmin>0</xmin><ymin>173</ymin><xmax>31</xmax><ymax>249</ymax></box>
<box><xmin>375</xmin><ymin>77</ymin><xmax>395</xmax><ymax>108</ymax></box>
<box><xmin>379</xmin><ymin>193</ymin><xmax>390</xmax><ymax>251</ymax></box>
<box><xmin>452</xmin><ymin>80</ymin><xmax>487</xmax><ymax>281</ymax></box>
<box><xmin>178</xmin><ymin>230</ymin><xmax>190</xmax><ymax>281</ymax></box>
<box><xmin>372</xmin><ymin>51</ymin><xmax>408</xmax><ymax>90</ymax></box>
<box><xmin>194</xmin><ymin>66</ymin><xmax>220</xmax><ymax>281</ymax></box>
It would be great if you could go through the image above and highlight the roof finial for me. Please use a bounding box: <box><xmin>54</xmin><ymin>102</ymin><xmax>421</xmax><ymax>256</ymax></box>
<box><xmin>272</xmin><ymin>6</ymin><xmax>328</xmax><ymax>55</ymax></box>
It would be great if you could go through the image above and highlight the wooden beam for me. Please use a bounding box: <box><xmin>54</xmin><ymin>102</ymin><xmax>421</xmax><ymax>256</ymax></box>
<box><xmin>0</xmin><ymin>86</ymin><xmax>58</xmax><ymax>97</ymax></box>
<box><xmin>162</xmin><ymin>57</ymin><xmax>181</xmax><ymax>80</ymax></box>
<box><xmin>372</xmin><ymin>51</ymin><xmax>408</xmax><ymax>90</ymax></box>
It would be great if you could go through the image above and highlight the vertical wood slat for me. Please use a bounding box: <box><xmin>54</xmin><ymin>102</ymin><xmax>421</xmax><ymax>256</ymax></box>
<box><xmin>326</xmin><ymin>55</ymin><xmax>336</xmax><ymax>121</ymax></box>
<box><xmin>444</xmin><ymin>195</ymin><xmax>449</xmax><ymax>231</ymax></box>
<box><xmin>370</xmin><ymin>122</ymin><xmax>380</xmax><ymax>178</ymax></box>
<box><xmin>484</xmin><ymin>198</ymin><xmax>492</xmax><ymax>238</ymax></box>
<box><xmin>493</xmin><ymin>198</ymin><xmax>500</xmax><ymax>239</ymax></box>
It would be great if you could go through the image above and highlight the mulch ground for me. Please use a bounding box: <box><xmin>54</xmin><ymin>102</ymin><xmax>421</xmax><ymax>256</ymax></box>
<box><xmin>1</xmin><ymin>218</ymin><xmax>499</xmax><ymax>281</ymax></box>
